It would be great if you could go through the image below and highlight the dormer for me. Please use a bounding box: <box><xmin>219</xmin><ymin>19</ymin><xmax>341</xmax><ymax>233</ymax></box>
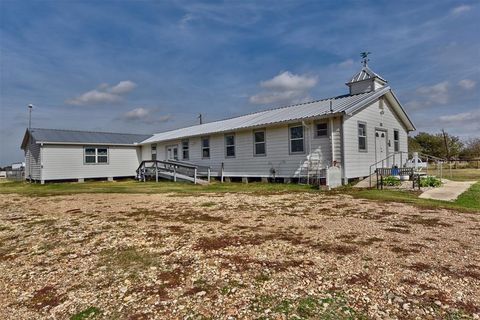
<box><xmin>346</xmin><ymin>65</ymin><xmax>387</xmax><ymax>95</ymax></box>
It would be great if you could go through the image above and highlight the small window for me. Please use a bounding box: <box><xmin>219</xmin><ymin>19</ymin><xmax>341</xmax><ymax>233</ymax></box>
<box><xmin>394</xmin><ymin>130</ymin><xmax>400</xmax><ymax>152</ymax></box>
<box><xmin>358</xmin><ymin>122</ymin><xmax>367</xmax><ymax>151</ymax></box>
<box><xmin>97</xmin><ymin>148</ymin><xmax>108</xmax><ymax>163</ymax></box>
<box><xmin>151</xmin><ymin>144</ymin><xmax>157</xmax><ymax>161</ymax></box>
<box><xmin>315</xmin><ymin>122</ymin><xmax>328</xmax><ymax>137</ymax></box>
<box><xmin>253</xmin><ymin>130</ymin><xmax>266</xmax><ymax>156</ymax></box>
<box><xmin>84</xmin><ymin>147</ymin><xmax>108</xmax><ymax>164</ymax></box>
<box><xmin>289</xmin><ymin>125</ymin><xmax>304</xmax><ymax>153</ymax></box>
<box><xmin>201</xmin><ymin>137</ymin><xmax>210</xmax><ymax>159</ymax></box>
<box><xmin>182</xmin><ymin>140</ymin><xmax>189</xmax><ymax>160</ymax></box>
<box><xmin>225</xmin><ymin>134</ymin><xmax>235</xmax><ymax>158</ymax></box>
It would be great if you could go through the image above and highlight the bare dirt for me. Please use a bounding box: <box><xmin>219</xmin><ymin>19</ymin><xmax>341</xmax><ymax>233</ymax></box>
<box><xmin>0</xmin><ymin>192</ymin><xmax>479</xmax><ymax>319</ymax></box>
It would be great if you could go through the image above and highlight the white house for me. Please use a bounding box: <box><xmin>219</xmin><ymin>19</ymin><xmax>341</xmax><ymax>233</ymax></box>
<box><xmin>21</xmin><ymin>65</ymin><xmax>415</xmax><ymax>185</ymax></box>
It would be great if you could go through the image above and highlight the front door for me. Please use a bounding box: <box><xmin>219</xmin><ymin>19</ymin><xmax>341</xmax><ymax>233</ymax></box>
<box><xmin>375</xmin><ymin>130</ymin><xmax>388</xmax><ymax>167</ymax></box>
<box><xmin>166</xmin><ymin>145</ymin><xmax>178</xmax><ymax>160</ymax></box>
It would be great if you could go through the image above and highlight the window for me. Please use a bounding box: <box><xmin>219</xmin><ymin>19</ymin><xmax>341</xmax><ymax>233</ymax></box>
<box><xmin>225</xmin><ymin>134</ymin><xmax>235</xmax><ymax>157</ymax></box>
<box><xmin>358</xmin><ymin>122</ymin><xmax>367</xmax><ymax>151</ymax></box>
<box><xmin>315</xmin><ymin>122</ymin><xmax>328</xmax><ymax>137</ymax></box>
<box><xmin>253</xmin><ymin>130</ymin><xmax>266</xmax><ymax>156</ymax></box>
<box><xmin>394</xmin><ymin>130</ymin><xmax>400</xmax><ymax>152</ymax></box>
<box><xmin>84</xmin><ymin>147</ymin><xmax>108</xmax><ymax>164</ymax></box>
<box><xmin>201</xmin><ymin>137</ymin><xmax>210</xmax><ymax>159</ymax></box>
<box><xmin>289</xmin><ymin>125</ymin><xmax>304</xmax><ymax>153</ymax></box>
<box><xmin>182</xmin><ymin>140</ymin><xmax>189</xmax><ymax>160</ymax></box>
<box><xmin>151</xmin><ymin>144</ymin><xmax>157</xmax><ymax>161</ymax></box>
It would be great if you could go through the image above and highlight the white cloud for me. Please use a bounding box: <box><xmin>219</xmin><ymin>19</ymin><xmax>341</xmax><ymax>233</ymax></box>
<box><xmin>459</xmin><ymin>79</ymin><xmax>476</xmax><ymax>90</ymax></box>
<box><xmin>451</xmin><ymin>5</ymin><xmax>471</xmax><ymax>15</ymax></box>
<box><xmin>416</xmin><ymin>81</ymin><xmax>449</xmax><ymax>105</ymax></box>
<box><xmin>259</xmin><ymin>71</ymin><xmax>317</xmax><ymax>91</ymax></box>
<box><xmin>123</xmin><ymin>107</ymin><xmax>150</xmax><ymax>120</ymax></box>
<box><xmin>121</xmin><ymin>107</ymin><xmax>172</xmax><ymax>124</ymax></box>
<box><xmin>109</xmin><ymin>80</ymin><xmax>137</xmax><ymax>94</ymax></box>
<box><xmin>67</xmin><ymin>80</ymin><xmax>137</xmax><ymax>105</ymax></box>
<box><xmin>438</xmin><ymin>109</ymin><xmax>480</xmax><ymax>124</ymax></box>
<box><xmin>338</xmin><ymin>59</ymin><xmax>354</xmax><ymax>68</ymax></box>
<box><xmin>250</xmin><ymin>71</ymin><xmax>317</xmax><ymax>105</ymax></box>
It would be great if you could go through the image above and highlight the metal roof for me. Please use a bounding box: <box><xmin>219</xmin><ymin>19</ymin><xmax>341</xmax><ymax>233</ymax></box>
<box><xmin>347</xmin><ymin>66</ymin><xmax>387</xmax><ymax>84</ymax></box>
<box><xmin>22</xmin><ymin>128</ymin><xmax>152</xmax><ymax>148</ymax></box>
<box><xmin>142</xmin><ymin>86</ymin><xmax>395</xmax><ymax>144</ymax></box>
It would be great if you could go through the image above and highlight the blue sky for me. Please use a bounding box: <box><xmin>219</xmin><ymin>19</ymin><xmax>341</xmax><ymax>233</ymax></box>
<box><xmin>0</xmin><ymin>0</ymin><xmax>478</xmax><ymax>165</ymax></box>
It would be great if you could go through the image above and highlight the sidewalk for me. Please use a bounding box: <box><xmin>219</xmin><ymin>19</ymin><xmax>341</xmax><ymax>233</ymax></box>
<box><xmin>419</xmin><ymin>179</ymin><xmax>476</xmax><ymax>201</ymax></box>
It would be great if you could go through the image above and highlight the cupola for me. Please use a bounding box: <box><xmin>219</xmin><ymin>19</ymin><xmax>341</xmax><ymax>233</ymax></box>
<box><xmin>346</xmin><ymin>52</ymin><xmax>387</xmax><ymax>95</ymax></box>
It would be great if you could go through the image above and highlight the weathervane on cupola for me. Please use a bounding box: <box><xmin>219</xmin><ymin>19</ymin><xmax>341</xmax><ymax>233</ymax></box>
<box><xmin>360</xmin><ymin>51</ymin><xmax>371</xmax><ymax>67</ymax></box>
<box><xmin>346</xmin><ymin>51</ymin><xmax>387</xmax><ymax>95</ymax></box>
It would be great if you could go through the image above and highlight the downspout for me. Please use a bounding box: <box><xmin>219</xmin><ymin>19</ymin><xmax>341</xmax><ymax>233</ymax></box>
<box><xmin>330</xmin><ymin>117</ymin><xmax>335</xmax><ymax>165</ymax></box>
<box><xmin>40</xmin><ymin>143</ymin><xmax>43</xmax><ymax>183</ymax></box>
<box><xmin>341</xmin><ymin>115</ymin><xmax>347</xmax><ymax>184</ymax></box>
<box><xmin>329</xmin><ymin>101</ymin><xmax>334</xmax><ymax>166</ymax></box>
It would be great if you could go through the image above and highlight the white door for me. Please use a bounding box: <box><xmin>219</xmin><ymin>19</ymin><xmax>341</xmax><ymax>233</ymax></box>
<box><xmin>375</xmin><ymin>130</ymin><xmax>388</xmax><ymax>167</ymax></box>
<box><xmin>166</xmin><ymin>146</ymin><xmax>178</xmax><ymax>160</ymax></box>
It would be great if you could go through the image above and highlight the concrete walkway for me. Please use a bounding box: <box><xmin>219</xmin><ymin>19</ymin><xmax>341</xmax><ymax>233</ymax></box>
<box><xmin>419</xmin><ymin>179</ymin><xmax>477</xmax><ymax>201</ymax></box>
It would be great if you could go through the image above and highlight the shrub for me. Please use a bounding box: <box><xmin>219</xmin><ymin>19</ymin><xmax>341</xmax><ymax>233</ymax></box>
<box><xmin>419</xmin><ymin>176</ymin><xmax>442</xmax><ymax>188</ymax></box>
<box><xmin>382</xmin><ymin>176</ymin><xmax>401</xmax><ymax>186</ymax></box>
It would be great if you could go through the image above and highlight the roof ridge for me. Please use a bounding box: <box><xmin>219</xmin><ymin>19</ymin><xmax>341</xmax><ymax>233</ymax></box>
<box><xmin>150</xmin><ymin>91</ymin><xmax>370</xmax><ymax>135</ymax></box>
<box><xmin>31</xmin><ymin>127</ymin><xmax>151</xmax><ymax>136</ymax></box>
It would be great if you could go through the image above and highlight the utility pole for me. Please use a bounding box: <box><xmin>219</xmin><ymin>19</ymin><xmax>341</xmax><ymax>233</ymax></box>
<box><xmin>442</xmin><ymin>128</ymin><xmax>450</xmax><ymax>160</ymax></box>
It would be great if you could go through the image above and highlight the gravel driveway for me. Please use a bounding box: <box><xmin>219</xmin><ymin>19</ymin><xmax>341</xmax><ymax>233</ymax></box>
<box><xmin>0</xmin><ymin>192</ymin><xmax>479</xmax><ymax>319</ymax></box>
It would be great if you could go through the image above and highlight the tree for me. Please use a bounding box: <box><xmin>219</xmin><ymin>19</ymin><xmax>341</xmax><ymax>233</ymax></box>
<box><xmin>408</xmin><ymin>131</ymin><xmax>463</xmax><ymax>159</ymax></box>
<box><xmin>460</xmin><ymin>138</ymin><xmax>480</xmax><ymax>159</ymax></box>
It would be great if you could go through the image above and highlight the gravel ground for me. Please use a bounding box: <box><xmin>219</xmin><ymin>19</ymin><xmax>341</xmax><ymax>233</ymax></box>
<box><xmin>0</xmin><ymin>192</ymin><xmax>479</xmax><ymax>319</ymax></box>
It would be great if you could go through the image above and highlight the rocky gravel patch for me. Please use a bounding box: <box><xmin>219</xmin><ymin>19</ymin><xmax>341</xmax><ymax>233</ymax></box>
<box><xmin>0</xmin><ymin>192</ymin><xmax>479</xmax><ymax>319</ymax></box>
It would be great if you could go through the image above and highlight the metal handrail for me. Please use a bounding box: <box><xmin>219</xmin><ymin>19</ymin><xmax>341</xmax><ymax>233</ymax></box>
<box><xmin>368</xmin><ymin>151</ymin><xmax>448</xmax><ymax>187</ymax></box>
<box><xmin>136</xmin><ymin>160</ymin><xmax>210</xmax><ymax>184</ymax></box>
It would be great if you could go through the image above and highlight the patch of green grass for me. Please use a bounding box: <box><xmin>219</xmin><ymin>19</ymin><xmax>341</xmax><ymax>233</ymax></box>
<box><xmin>433</xmin><ymin>168</ymin><xmax>480</xmax><ymax>181</ymax></box>
<box><xmin>70</xmin><ymin>306</ymin><xmax>102</xmax><ymax>320</ymax></box>
<box><xmin>99</xmin><ymin>247</ymin><xmax>161</xmax><ymax>272</ymax></box>
<box><xmin>0</xmin><ymin>180</ymin><xmax>315</xmax><ymax>197</ymax></box>
<box><xmin>343</xmin><ymin>181</ymin><xmax>480</xmax><ymax>212</ymax></box>
<box><xmin>249</xmin><ymin>293</ymin><xmax>367</xmax><ymax>319</ymax></box>
<box><xmin>254</xmin><ymin>272</ymin><xmax>271</xmax><ymax>283</ymax></box>
<box><xmin>200</xmin><ymin>201</ymin><xmax>216</xmax><ymax>207</ymax></box>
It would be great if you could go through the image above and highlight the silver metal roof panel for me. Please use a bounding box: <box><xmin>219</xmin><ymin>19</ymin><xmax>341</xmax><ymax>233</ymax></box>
<box><xmin>142</xmin><ymin>87</ymin><xmax>391</xmax><ymax>144</ymax></box>
<box><xmin>25</xmin><ymin>128</ymin><xmax>152</xmax><ymax>146</ymax></box>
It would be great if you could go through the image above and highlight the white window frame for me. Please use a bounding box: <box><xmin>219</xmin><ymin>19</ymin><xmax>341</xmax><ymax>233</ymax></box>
<box><xmin>314</xmin><ymin>121</ymin><xmax>328</xmax><ymax>138</ymax></box>
<box><xmin>393</xmin><ymin>129</ymin><xmax>400</xmax><ymax>152</ymax></box>
<box><xmin>358</xmin><ymin>121</ymin><xmax>367</xmax><ymax>152</ymax></box>
<box><xmin>182</xmin><ymin>139</ymin><xmax>189</xmax><ymax>160</ymax></box>
<box><xmin>253</xmin><ymin>129</ymin><xmax>266</xmax><ymax>156</ymax></box>
<box><xmin>84</xmin><ymin>146</ymin><xmax>109</xmax><ymax>165</ymax></box>
<box><xmin>151</xmin><ymin>144</ymin><xmax>157</xmax><ymax>161</ymax></box>
<box><xmin>225</xmin><ymin>133</ymin><xmax>236</xmax><ymax>158</ymax></box>
<box><xmin>289</xmin><ymin>124</ymin><xmax>305</xmax><ymax>154</ymax></box>
<box><xmin>201</xmin><ymin>137</ymin><xmax>210</xmax><ymax>159</ymax></box>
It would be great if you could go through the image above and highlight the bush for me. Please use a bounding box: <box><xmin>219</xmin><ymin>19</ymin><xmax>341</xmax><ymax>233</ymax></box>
<box><xmin>420</xmin><ymin>176</ymin><xmax>442</xmax><ymax>188</ymax></box>
<box><xmin>383</xmin><ymin>176</ymin><xmax>401</xmax><ymax>186</ymax></box>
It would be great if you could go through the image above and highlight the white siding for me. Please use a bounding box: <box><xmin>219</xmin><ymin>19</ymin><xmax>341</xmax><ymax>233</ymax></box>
<box><xmin>143</xmin><ymin>118</ymin><xmax>342</xmax><ymax>178</ymax></box>
<box><xmin>342</xmin><ymin>97</ymin><xmax>409</xmax><ymax>179</ymax></box>
<box><xmin>25</xmin><ymin>139</ymin><xmax>42</xmax><ymax>180</ymax></box>
<box><xmin>41</xmin><ymin>145</ymin><xmax>142</xmax><ymax>180</ymax></box>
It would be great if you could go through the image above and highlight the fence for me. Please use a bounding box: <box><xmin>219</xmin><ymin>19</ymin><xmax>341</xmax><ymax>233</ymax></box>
<box><xmin>6</xmin><ymin>169</ymin><xmax>25</xmax><ymax>181</ymax></box>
